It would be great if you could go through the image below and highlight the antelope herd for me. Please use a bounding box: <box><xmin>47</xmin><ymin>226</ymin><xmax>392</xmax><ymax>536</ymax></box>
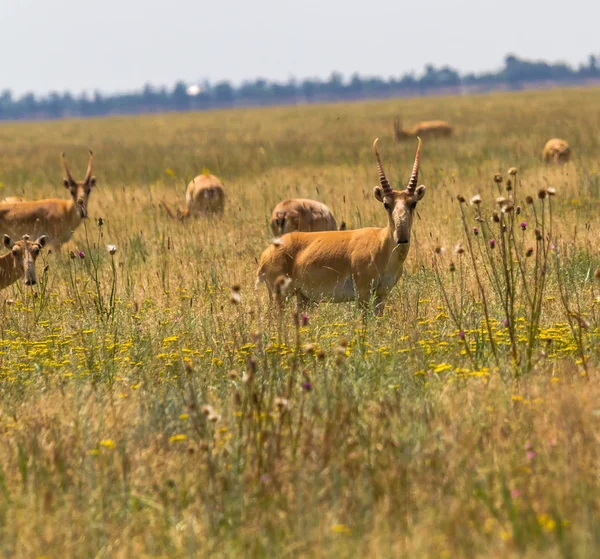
<box><xmin>0</xmin><ymin>127</ymin><xmax>573</xmax><ymax>310</ymax></box>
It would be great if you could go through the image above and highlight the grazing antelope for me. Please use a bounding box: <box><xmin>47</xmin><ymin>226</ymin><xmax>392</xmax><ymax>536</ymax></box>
<box><xmin>543</xmin><ymin>138</ymin><xmax>570</xmax><ymax>164</ymax></box>
<box><xmin>394</xmin><ymin>117</ymin><xmax>452</xmax><ymax>141</ymax></box>
<box><xmin>270</xmin><ymin>198</ymin><xmax>343</xmax><ymax>236</ymax></box>
<box><xmin>0</xmin><ymin>151</ymin><xmax>95</xmax><ymax>249</ymax></box>
<box><xmin>0</xmin><ymin>234</ymin><xmax>47</xmax><ymax>289</ymax></box>
<box><xmin>256</xmin><ymin>138</ymin><xmax>425</xmax><ymax>312</ymax></box>
<box><xmin>161</xmin><ymin>174</ymin><xmax>225</xmax><ymax>220</ymax></box>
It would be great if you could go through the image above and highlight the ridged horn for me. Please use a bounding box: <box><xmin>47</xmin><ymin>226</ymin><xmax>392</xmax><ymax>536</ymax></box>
<box><xmin>84</xmin><ymin>150</ymin><xmax>94</xmax><ymax>184</ymax></box>
<box><xmin>61</xmin><ymin>152</ymin><xmax>76</xmax><ymax>185</ymax></box>
<box><xmin>373</xmin><ymin>138</ymin><xmax>393</xmax><ymax>198</ymax></box>
<box><xmin>407</xmin><ymin>137</ymin><xmax>422</xmax><ymax>193</ymax></box>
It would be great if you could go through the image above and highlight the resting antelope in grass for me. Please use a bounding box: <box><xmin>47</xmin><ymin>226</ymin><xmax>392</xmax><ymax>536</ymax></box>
<box><xmin>256</xmin><ymin>137</ymin><xmax>425</xmax><ymax>312</ymax></box>
<box><xmin>543</xmin><ymin>138</ymin><xmax>570</xmax><ymax>164</ymax></box>
<box><xmin>270</xmin><ymin>198</ymin><xmax>344</xmax><ymax>236</ymax></box>
<box><xmin>0</xmin><ymin>151</ymin><xmax>95</xmax><ymax>249</ymax></box>
<box><xmin>393</xmin><ymin>117</ymin><xmax>452</xmax><ymax>141</ymax></box>
<box><xmin>0</xmin><ymin>234</ymin><xmax>47</xmax><ymax>289</ymax></box>
<box><xmin>161</xmin><ymin>174</ymin><xmax>225</xmax><ymax>220</ymax></box>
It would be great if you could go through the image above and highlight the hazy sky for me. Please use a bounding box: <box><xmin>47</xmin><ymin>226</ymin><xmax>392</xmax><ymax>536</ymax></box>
<box><xmin>2</xmin><ymin>0</ymin><xmax>598</xmax><ymax>95</ymax></box>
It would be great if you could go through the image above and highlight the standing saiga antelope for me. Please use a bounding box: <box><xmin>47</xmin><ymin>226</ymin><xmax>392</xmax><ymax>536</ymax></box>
<box><xmin>270</xmin><ymin>198</ymin><xmax>344</xmax><ymax>236</ymax></box>
<box><xmin>393</xmin><ymin>117</ymin><xmax>452</xmax><ymax>141</ymax></box>
<box><xmin>256</xmin><ymin>137</ymin><xmax>425</xmax><ymax>312</ymax></box>
<box><xmin>542</xmin><ymin>138</ymin><xmax>570</xmax><ymax>164</ymax></box>
<box><xmin>0</xmin><ymin>234</ymin><xmax>47</xmax><ymax>289</ymax></box>
<box><xmin>161</xmin><ymin>174</ymin><xmax>225</xmax><ymax>220</ymax></box>
<box><xmin>0</xmin><ymin>151</ymin><xmax>95</xmax><ymax>249</ymax></box>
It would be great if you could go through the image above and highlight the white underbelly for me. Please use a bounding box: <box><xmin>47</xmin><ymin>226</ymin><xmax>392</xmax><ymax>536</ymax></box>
<box><xmin>299</xmin><ymin>275</ymin><xmax>357</xmax><ymax>303</ymax></box>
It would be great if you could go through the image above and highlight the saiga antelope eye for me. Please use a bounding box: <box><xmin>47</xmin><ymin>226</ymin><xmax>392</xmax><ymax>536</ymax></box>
<box><xmin>383</xmin><ymin>202</ymin><xmax>390</xmax><ymax>211</ymax></box>
<box><xmin>409</xmin><ymin>201</ymin><xmax>417</xmax><ymax>210</ymax></box>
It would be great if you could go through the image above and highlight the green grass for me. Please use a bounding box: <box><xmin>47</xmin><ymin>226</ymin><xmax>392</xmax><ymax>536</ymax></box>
<box><xmin>1</xmin><ymin>87</ymin><xmax>600</xmax><ymax>557</ymax></box>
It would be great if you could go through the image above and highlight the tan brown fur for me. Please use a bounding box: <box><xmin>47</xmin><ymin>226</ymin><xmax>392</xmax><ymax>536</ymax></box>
<box><xmin>543</xmin><ymin>138</ymin><xmax>570</xmax><ymax>163</ymax></box>
<box><xmin>0</xmin><ymin>151</ymin><xmax>95</xmax><ymax>249</ymax></box>
<box><xmin>0</xmin><ymin>234</ymin><xmax>47</xmax><ymax>289</ymax></box>
<box><xmin>270</xmin><ymin>198</ymin><xmax>339</xmax><ymax>236</ymax></box>
<box><xmin>257</xmin><ymin>138</ymin><xmax>425</xmax><ymax>312</ymax></box>
<box><xmin>394</xmin><ymin>117</ymin><xmax>452</xmax><ymax>141</ymax></box>
<box><xmin>162</xmin><ymin>174</ymin><xmax>225</xmax><ymax>220</ymax></box>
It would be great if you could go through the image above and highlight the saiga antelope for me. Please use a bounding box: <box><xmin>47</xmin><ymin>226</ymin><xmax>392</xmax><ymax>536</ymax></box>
<box><xmin>542</xmin><ymin>138</ymin><xmax>570</xmax><ymax>164</ymax></box>
<box><xmin>393</xmin><ymin>117</ymin><xmax>452</xmax><ymax>141</ymax></box>
<box><xmin>270</xmin><ymin>198</ymin><xmax>343</xmax><ymax>236</ymax></box>
<box><xmin>161</xmin><ymin>174</ymin><xmax>225</xmax><ymax>220</ymax></box>
<box><xmin>0</xmin><ymin>151</ymin><xmax>95</xmax><ymax>249</ymax></box>
<box><xmin>0</xmin><ymin>234</ymin><xmax>47</xmax><ymax>289</ymax></box>
<box><xmin>256</xmin><ymin>138</ymin><xmax>425</xmax><ymax>312</ymax></box>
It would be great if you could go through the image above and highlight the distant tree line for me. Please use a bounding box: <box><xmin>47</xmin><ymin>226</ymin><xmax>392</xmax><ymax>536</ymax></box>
<box><xmin>2</xmin><ymin>54</ymin><xmax>599</xmax><ymax>121</ymax></box>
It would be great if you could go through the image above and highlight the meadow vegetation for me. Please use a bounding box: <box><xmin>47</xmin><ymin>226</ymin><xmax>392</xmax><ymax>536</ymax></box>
<box><xmin>1</xmin><ymin>87</ymin><xmax>600</xmax><ymax>557</ymax></box>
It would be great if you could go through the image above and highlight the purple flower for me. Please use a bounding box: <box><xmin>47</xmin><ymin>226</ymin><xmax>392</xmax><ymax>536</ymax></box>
<box><xmin>301</xmin><ymin>313</ymin><xmax>309</xmax><ymax>326</ymax></box>
<box><xmin>458</xmin><ymin>330</ymin><xmax>465</xmax><ymax>340</ymax></box>
<box><xmin>511</xmin><ymin>489</ymin><xmax>520</xmax><ymax>499</ymax></box>
<box><xmin>503</xmin><ymin>319</ymin><xmax>509</xmax><ymax>328</ymax></box>
<box><xmin>302</xmin><ymin>382</ymin><xmax>312</xmax><ymax>392</ymax></box>
<box><xmin>520</xmin><ymin>222</ymin><xmax>527</xmax><ymax>231</ymax></box>
<box><xmin>473</xmin><ymin>227</ymin><xmax>479</xmax><ymax>236</ymax></box>
<box><xmin>526</xmin><ymin>450</ymin><xmax>536</xmax><ymax>461</ymax></box>
<box><xmin>489</xmin><ymin>239</ymin><xmax>496</xmax><ymax>249</ymax></box>
<box><xmin>78</xmin><ymin>250</ymin><xmax>85</xmax><ymax>259</ymax></box>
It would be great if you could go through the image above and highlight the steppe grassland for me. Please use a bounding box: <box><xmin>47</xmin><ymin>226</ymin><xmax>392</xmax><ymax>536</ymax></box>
<box><xmin>0</xmin><ymin>87</ymin><xmax>600</xmax><ymax>557</ymax></box>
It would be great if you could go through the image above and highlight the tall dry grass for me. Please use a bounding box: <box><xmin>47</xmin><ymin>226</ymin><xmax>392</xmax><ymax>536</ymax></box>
<box><xmin>0</xmin><ymin>87</ymin><xmax>600</xmax><ymax>557</ymax></box>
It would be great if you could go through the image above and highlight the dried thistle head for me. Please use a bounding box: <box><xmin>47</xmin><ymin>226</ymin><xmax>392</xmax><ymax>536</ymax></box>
<box><xmin>546</xmin><ymin>187</ymin><xmax>556</xmax><ymax>196</ymax></box>
<box><xmin>449</xmin><ymin>262</ymin><xmax>456</xmax><ymax>272</ymax></box>
<box><xmin>201</xmin><ymin>405</ymin><xmax>214</xmax><ymax>416</ymax></box>
<box><xmin>470</xmin><ymin>194</ymin><xmax>482</xmax><ymax>206</ymax></box>
<box><xmin>274</xmin><ymin>275</ymin><xmax>292</xmax><ymax>296</ymax></box>
<box><xmin>496</xmin><ymin>196</ymin><xmax>508</xmax><ymax>207</ymax></box>
<box><xmin>456</xmin><ymin>194</ymin><xmax>466</xmax><ymax>203</ymax></box>
<box><xmin>526</xmin><ymin>247</ymin><xmax>534</xmax><ymax>257</ymax></box>
<box><xmin>526</xmin><ymin>196</ymin><xmax>534</xmax><ymax>205</ymax></box>
<box><xmin>501</xmin><ymin>203</ymin><xmax>514</xmax><ymax>214</ymax></box>
<box><xmin>493</xmin><ymin>174</ymin><xmax>503</xmax><ymax>184</ymax></box>
<box><xmin>275</xmin><ymin>397</ymin><xmax>289</xmax><ymax>411</ymax></box>
<box><xmin>537</xmin><ymin>189</ymin><xmax>547</xmax><ymax>200</ymax></box>
<box><xmin>506</xmin><ymin>179</ymin><xmax>512</xmax><ymax>191</ymax></box>
<box><xmin>303</xmin><ymin>343</ymin><xmax>317</xmax><ymax>355</ymax></box>
<box><xmin>454</xmin><ymin>243</ymin><xmax>465</xmax><ymax>256</ymax></box>
<box><xmin>231</xmin><ymin>284</ymin><xmax>241</xmax><ymax>293</ymax></box>
<box><xmin>508</xmin><ymin>167</ymin><xmax>518</xmax><ymax>176</ymax></box>
<box><xmin>594</xmin><ymin>268</ymin><xmax>600</xmax><ymax>280</ymax></box>
<box><xmin>434</xmin><ymin>246</ymin><xmax>443</xmax><ymax>255</ymax></box>
<box><xmin>492</xmin><ymin>211</ymin><xmax>500</xmax><ymax>223</ymax></box>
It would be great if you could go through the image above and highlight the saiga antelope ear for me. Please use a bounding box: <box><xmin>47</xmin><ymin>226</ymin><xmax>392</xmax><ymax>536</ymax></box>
<box><xmin>35</xmin><ymin>235</ymin><xmax>47</xmax><ymax>248</ymax></box>
<box><xmin>414</xmin><ymin>185</ymin><xmax>426</xmax><ymax>201</ymax></box>
<box><xmin>373</xmin><ymin>186</ymin><xmax>384</xmax><ymax>202</ymax></box>
<box><xmin>3</xmin><ymin>235</ymin><xmax>14</xmax><ymax>249</ymax></box>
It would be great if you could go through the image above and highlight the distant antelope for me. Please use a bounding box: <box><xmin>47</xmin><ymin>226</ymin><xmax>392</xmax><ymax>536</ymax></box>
<box><xmin>0</xmin><ymin>234</ymin><xmax>47</xmax><ymax>289</ymax></box>
<box><xmin>161</xmin><ymin>174</ymin><xmax>225</xmax><ymax>220</ymax></box>
<box><xmin>257</xmin><ymin>138</ymin><xmax>425</xmax><ymax>312</ymax></box>
<box><xmin>0</xmin><ymin>151</ymin><xmax>95</xmax><ymax>249</ymax></box>
<box><xmin>270</xmin><ymin>198</ymin><xmax>343</xmax><ymax>236</ymax></box>
<box><xmin>543</xmin><ymin>138</ymin><xmax>570</xmax><ymax>164</ymax></box>
<box><xmin>393</xmin><ymin>117</ymin><xmax>452</xmax><ymax>141</ymax></box>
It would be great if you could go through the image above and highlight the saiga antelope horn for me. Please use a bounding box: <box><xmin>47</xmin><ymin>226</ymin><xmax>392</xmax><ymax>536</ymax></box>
<box><xmin>407</xmin><ymin>136</ymin><xmax>422</xmax><ymax>193</ymax></box>
<box><xmin>61</xmin><ymin>152</ymin><xmax>76</xmax><ymax>184</ymax></box>
<box><xmin>372</xmin><ymin>138</ymin><xmax>393</xmax><ymax>198</ymax></box>
<box><xmin>84</xmin><ymin>150</ymin><xmax>94</xmax><ymax>184</ymax></box>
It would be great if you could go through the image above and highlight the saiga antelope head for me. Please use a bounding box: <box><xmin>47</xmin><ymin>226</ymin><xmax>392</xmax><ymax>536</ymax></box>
<box><xmin>62</xmin><ymin>150</ymin><xmax>96</xmax><ymax>219</ymax></box>
<box><xmin>372</xmin><ymin>137</ymin><xmax>426</xmax><ymax>245</ymax></box>
<box><xmin>4</xmin><ymin>234</ymin><xmax>47</xmax><ymax>286</ymax></box>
